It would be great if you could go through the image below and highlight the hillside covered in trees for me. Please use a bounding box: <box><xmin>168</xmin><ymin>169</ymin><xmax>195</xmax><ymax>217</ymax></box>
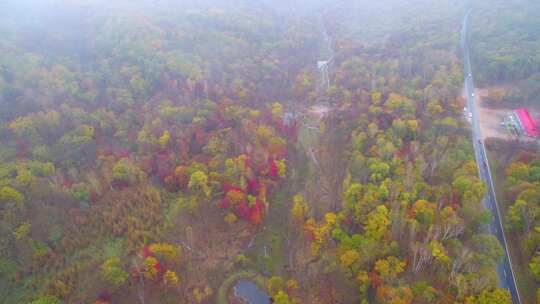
<box><xmin>0</xmin><ymin>0</ymin><xmax>514</xmax><ymax>303</ymax></box>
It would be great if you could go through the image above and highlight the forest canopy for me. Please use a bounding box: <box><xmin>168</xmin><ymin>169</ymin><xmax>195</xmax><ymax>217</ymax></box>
<box><xmin>0</xmin><ymin>0</ymin><xmax>519</xmax><ymax>303</ymax></box>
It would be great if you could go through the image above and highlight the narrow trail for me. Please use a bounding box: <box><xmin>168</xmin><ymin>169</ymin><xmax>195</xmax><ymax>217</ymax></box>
<box><xmin>304</xmin><ymin>17</ymin><xmax>351</xmax><ymax>214</ymax></box>
<box><xmin>317</xmin><ymin>20</ymin><xmax>334</xmax><ymax>92</ymax></box>
<box><xmin>236</xmin><ymin>11</ymin><xmax>339</xmax><ymax>290</ymax></box>
<box><xmin>303</xmin><ymin>15</ymin><xmax>335</xmax><ymax>161</ymax></box>
<box><xmin>292</xmin><ymin>13</ymin><xmax>347</xmax><ymax>283</ymax></box>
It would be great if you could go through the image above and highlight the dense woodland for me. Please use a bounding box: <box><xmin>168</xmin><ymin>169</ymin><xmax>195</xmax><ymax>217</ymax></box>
<box><xmin>496</xmin><ymin>151</ymin><xmax>540</xmax><ymax>303</ymax></box>
<box><xmin>471</xmin><ymin>0</ymin><xmax>540</xmax><ymax>302</ymax></box>
<box><xmin>0</xmin><ymin>0</ymin><xmax>516</xmax><ymax>303</ymax></box>
<box><xmin>470</xmin><ymin>0</ymin><xmax>540</xmax><ymax>106</ymax></box>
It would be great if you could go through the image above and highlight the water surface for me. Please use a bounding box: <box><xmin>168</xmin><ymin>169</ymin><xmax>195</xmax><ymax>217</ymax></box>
<box><xmin>234</xmin><ymin>279</ymin><xmax>270</xmax><ymax>304</ymax></box>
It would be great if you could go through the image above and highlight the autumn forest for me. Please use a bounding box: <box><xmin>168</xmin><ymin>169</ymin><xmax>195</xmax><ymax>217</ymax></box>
<box><xmin>0</xmin><ymin>0</ymin><xmax>533</xmax><ymax>303</ymax></box>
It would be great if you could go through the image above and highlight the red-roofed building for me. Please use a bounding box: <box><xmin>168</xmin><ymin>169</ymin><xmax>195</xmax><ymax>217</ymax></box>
<box><xmin>513</xmin><ymin>108</ymin><xmax>540</xmax><ymax>138</ymax></box>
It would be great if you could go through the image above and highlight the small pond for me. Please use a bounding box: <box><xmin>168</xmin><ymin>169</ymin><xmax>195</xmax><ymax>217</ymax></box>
<box><xmin>234</xmin><ymin>279</ymin><xmax>270</xmax><ymax>304</ymax></box>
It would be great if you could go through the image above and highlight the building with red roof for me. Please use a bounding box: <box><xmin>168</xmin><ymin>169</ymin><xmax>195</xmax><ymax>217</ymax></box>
<box><xmin>513</xmin><ymin>108</ymin><xmax>540</xmax><ymax>138</ymax></box>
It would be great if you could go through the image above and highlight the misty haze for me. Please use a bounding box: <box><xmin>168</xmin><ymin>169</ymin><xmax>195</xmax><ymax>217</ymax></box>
<box><xmin>1</xmin><ymin>0</ymin><xmax>539</xmax><ymax>303</ymax></box>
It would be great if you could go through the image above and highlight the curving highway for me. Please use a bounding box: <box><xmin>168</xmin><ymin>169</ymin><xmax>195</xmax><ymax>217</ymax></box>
<box><xmin>461</xmin><ymin>10</ymin><xmax>521</xmax><ymax>304</ymax></box>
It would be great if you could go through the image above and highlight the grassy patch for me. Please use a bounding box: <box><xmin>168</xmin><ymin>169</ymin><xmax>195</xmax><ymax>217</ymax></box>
<box><xmin>298</xmin><ymin>122</ymin><xmax>319</xmax><ymax>151</ymax></box>
<box><xmin>251</xmin><ymin>231</ymin><xmax>284</xmax><ymax>275</ymax></box>
<box><xmin>248</xmin><ymin>186</ymin><xmax>289</xmax><ymax>276</ymax></box>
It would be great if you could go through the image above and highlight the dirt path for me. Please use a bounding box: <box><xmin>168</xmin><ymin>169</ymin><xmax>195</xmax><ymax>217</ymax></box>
<box><xmin>468</xmin><ymin>88</ymin><xmax>514</xmax><ymax>141</ymax></box>
<box><xmin>470</xmin><ymin>88</ymin><xmax>540</xmax><ymax>144</ymax></box>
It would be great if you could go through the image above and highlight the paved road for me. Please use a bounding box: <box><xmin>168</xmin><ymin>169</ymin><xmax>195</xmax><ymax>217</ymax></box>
<box><xmin>317</xmin><ymin>18</ymin><xmax>334</xmax><ymax>92</ymax></box>
<box><xmin>461</xmin><ymin>11</ymin><xmax>521</xmax><ymax>304</ymax></box>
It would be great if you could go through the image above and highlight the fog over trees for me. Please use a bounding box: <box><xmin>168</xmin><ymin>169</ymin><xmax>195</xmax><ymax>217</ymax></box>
<box><xmin>1</xmin><ymin>0</ymin><xmax>537</xmax><ymax>303</ymax></box>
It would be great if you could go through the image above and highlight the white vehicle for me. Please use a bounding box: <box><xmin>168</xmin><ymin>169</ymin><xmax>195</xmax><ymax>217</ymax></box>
<box><xmin>463</xmin><ymin>107</ymin><xmax>467</xmax><ymax>112</ymax></box>
<box><xmin>468</xmin><ymin>73</ymin><xmax>472</xmax><ymax>77</ymax></box>
<box><xmin>471</xmin><ymin>93</ymin><xmax>475</xmax><ymax>97</ymax></box>
<box><xmin>468</xmin><ymin>112</ymin><xmax>472</xmax><ymax>119</ymax></box>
